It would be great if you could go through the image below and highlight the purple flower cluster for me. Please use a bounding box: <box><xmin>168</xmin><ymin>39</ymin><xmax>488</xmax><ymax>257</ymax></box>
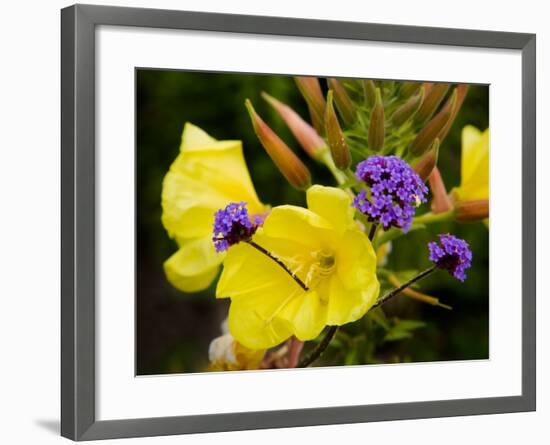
<box><xmin>212</xmin><ymin>202</ymin><xmax>257</xmax><ymax>252</ymax></box>
<box><xmin>352</xmin><ymin>156</ymin><xmax>428</xmax><ymax>231</ymax></box>
<box><xmin>428</xmin><ymin>234</ymin><xmax>473</xmax><ymax>282</ymax></box>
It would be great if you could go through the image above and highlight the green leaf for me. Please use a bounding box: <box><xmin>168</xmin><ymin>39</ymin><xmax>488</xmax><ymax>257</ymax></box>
<box><xmin>384</xmin><ymin>329</ymin><xmax>413</xmax><ymax>342</ymax></box>
<box><xmin>367</xmin><ymin>307</ymin><xmax>391</xmax><ymax>331</ymax></box>
<box><xmin>393</xmin><ymin>318</ymin><xmax>427</xmax><ymax>331</ymax></box>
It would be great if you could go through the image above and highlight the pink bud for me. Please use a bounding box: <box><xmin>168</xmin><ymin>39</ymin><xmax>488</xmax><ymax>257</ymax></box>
<box><xmin>261</xmin><ymin>92</ymin><xmax>326</xmax><ymax>159</ymax></box>
<box><xmin>428</xmin><ymin>167</ymin><xmax>454</xmax><ymax>214</ymax></box>
<box><xmin>294</xmin><ymin>77</ymin><xmax>326</xmax><ymax>133</ymax></box>
<box><xmin>456</xmin><ymin>199</ymin><xmax>489</xmax><ymax>222</ymax></box>
<box><xmin>245</xmin><ymin>99</ymin><xmax>311</xmax><ymax>190</ymax></box>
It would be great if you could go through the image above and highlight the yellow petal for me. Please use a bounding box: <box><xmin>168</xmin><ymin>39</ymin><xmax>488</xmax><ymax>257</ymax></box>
<box><xmin>217</xmin><ymin>242</ymin><xmax>304</xmax><ymax>348</ymax></box>
<box><xmin>279</xmin><ymin>290</ymin><xmax>327</xmax><ymax>341</ymax></box>
<box><xmin>163</xmin><ymin>237</ymin><xmax>222</xmax><ymax>292</ymax></box>
<box><xmin>228</xmin><ymin>298</ymin><xmax>293</xmax><ymax>350</ymax></box>
<box><xmin>180</xmin><ymin>122</ymin><xmax>217</xmax><ymax>150</ymax></box>
<box><xmin>461</xmin><ymin>126</ymin><xmax>481</xmax><ymax>185</ymax></box>
<box><xmin>262</xmin><ymin>205</ymin><xmax>333</xmax><ymax>249</ymax></box>
<box><xmin>161</xmin><ymin>126</ymin><xmax>264</xmax><ymax>241</ymax></box>
<box><xmin>457</xmin><ymin>126</ymin><xmax>489</xmax><ymax>201</ymax></box>
<box><xmin>336</xmin><ymin>229</ymin><xmax>378</xmax><ymax>290</ymax></box>
<box><xmin>306</xmin><ymin>185</ymin><xmax>355</xmax><ymax>233</ymax></box>
<box><xmin>326</xmin><ymin>274</ymin><xmax>379</xmax><ymax>325</ymax></box>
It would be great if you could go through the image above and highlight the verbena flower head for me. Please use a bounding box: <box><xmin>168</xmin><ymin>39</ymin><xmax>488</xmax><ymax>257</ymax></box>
<box><xmin>353</xmin><ymin>155</ymin><xmax>428</xmax><ymax>231</ymax></box>
<box><xmin>213</xmin><ymin>202</ymin><xmax>258</xmax><ymax>252</ymax></box>
<box><xmin>428</xmin><ymin>234</ymin><xmax>473</xmax><ymax>281</ymax></box>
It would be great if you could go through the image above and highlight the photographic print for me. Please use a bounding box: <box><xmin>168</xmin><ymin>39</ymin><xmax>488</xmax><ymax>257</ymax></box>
<box><xmin>136</xmin><ymin>71</ymin><xmax>489</xmax><ymax>375</ymax></box>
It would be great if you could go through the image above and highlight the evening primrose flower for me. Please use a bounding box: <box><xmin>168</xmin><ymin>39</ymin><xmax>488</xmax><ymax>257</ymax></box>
<box><xmin>162</xmin><ymin>123</ymin><xmax>266</xmax><ymax>292</ymax></box>
<box><xmin>453</xmin><ymin>125</ymin><xmax>489</xmax><ymax>202</ymax></box>
<box><xmin>208</xmin><ymin>330</ymin><xmax>265</xmax><ymax>371</ymax></box>
<box><xmin>216</xmin><ymin>185</ymin><xmax>380</xmax><ymax>350</ymax></box>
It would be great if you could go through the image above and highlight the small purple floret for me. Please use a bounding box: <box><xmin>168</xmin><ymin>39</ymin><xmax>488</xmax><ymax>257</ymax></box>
<box><xmin>352</xmin><ymin>156</ymin><xmax>428</xmax><ymax>231</ymax></box>
<box><xmin>212</xmin><ymin>202</ymin><xmax>257</xmax><ymax>252</ymax></box>
<box><xmin>428</xmin><ymin>234</ymin><xmax>473</xmax><ymax>282</ymax></box>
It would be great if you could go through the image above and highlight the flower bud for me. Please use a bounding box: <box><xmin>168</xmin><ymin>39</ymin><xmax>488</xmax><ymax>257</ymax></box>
<box><xmin>392</xmin><ymin>86</ymin><xmax>425</xmax><ymax>127</ymax></box>
<box><xmin>245</xmin><ymin>99</ymin><xmax>311</xmax><ymax>190</ymax></box>
<box><xmin>362</xmin><ymin>79</ymin><xmax>377</xmax><ymax>107</ymax></box>
<box><xmin>327</xmin><ymin>78</ymin><xmax>356</xmax><ymax>126</ymax></box>
<box><xmin>399</xmin><ymin>81</ymin><xmax>421</xmax><ymax>98</ymax></box>
<box><xmin>412</xmin><ymin>138</ymin><xmax>439</xmax><ymax>181</ymax></box>
<box><xmin>409</xmin><ymin>89</ymin><xmax>457</xmax><ymax>157</ymax></box>
<box><xmin>368</xmin><ymin>88</ymin><xmax>385</xmax><ymax>151</ymax></box>
<box><xmin>294</xmin><ymin>77</ymin><xmax>326</xmax><ymax>133</ymax></box>
<box><xmin>414</xmin><ymin>82</ymin><xmax>450</xmax><ymax>124</ymax></box>
<box><xmin>428</xmin><ymin>167</ymin><xmax>454</xmax><ymax>214</ymax></box>
<box><xmin>261</xmin><ymin>92</ymin><xmax>326</xmax><ymax>159</ymax></box>
<box><xmin>456</xmin><ymin>199</ymin><xmax>489</xmax><ymax>222</ymax></box>
<box><xmin>325</xmin><ymin>90</ymin><xmax>351</xmax><ymax>170</ymax></box>
<box><xmin>437</xmin><ymin>84</ymin><xmax>470</xmax><ymax>143</ymax></box>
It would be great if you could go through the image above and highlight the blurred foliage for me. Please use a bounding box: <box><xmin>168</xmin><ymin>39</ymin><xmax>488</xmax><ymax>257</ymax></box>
<box><xmin>136</xmin><ymin>70</ymin><xmax>489</xmax><ymax>374</ymax></box>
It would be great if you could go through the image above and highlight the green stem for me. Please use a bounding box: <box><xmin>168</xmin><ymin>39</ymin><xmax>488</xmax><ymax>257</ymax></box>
<box><xmin>297</xmin><ymin>326</ymin><xmax>338</xmax><ymax>368</ymax></box>
<box><xmin>413</xmin><ymin>209</ymin><xmax>455</xmax><ymax>225</ymax></box>
<box><xmin>372</xmin><ymin>265</ymin><xmax>437</xmax><ymax>308</ymax></box>
<box><xmin>318</xmin><ymin>148</ymin><xmax>348</xmax><ymax>186</ymax></box>
<box><xmin>246</xmin><ymin>240</ymin><xmax>309</xmax><ymax>291</ymax></box>
<box><xmin>374</xmin><ymin>209</ymin><xmax>456</xmax><ymax>249</ymax></box>
<box><xmin>368</xmin><ymin>223</ymin><xmax>379</xmax><ymax>241</ymax></box>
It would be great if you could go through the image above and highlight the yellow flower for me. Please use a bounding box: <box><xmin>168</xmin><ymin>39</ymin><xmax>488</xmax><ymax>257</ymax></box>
<box><xmin>453</xmin><ymin>125</ymin><xmax>489</xmax><ymax>202</ymax></box>
<box><xmin>216</xmin><ymin>185</ymin><xmax>380</xmax><ymax>350</ymax></box>
<box><xmin>208</xmin><ymin>333</ymin><xmax>265</xmax><ymax>371</ymax></box>
<box><xmin>162</xmin><ymin>123</ymin><xmax>266</xmax><ymax>292</ymax></box>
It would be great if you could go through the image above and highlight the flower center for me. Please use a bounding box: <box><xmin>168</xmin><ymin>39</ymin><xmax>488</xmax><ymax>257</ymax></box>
<box><xmin>304</xmin><ymin>249</ymin><xmax>336</xmax><ymax>288</ymax></box>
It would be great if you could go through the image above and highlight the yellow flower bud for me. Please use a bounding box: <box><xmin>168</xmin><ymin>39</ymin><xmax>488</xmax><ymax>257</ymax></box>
<box><xmin>409</xmin><ymin>89</ymin><xmax>457</xmax><ymax>157</ymax></box>
<box><xmin>456</xmin><ymin>199</ymin><xmax>489</xmax><ymax>222</ymax></box>
<box><xmin>414</xmin><ymin>82</ymin><xmax>450</xmax><ymax>124</ymax></box>
<box><xmin>412</xmin><ymin>138</ymin><xmax>439</xmax><ymax>181</ymax></box>
<box><xmin>245</xmin><ymin>99</ymin><xmax>311</xmax><ymax>190</ymax></box>
<box><xmin>368</xmin><ymin>88</ymin><xmax>385</xmax><ymax>151</ymax></box>
<box><xmin>294</xmin><ymin>76</ymin><xmax>326</xmax><ymax>133</ymax></box>
<box><xmin>362</xmin><ymin>79</ymin><xmax>377</xmax><ymax>107</ymax></box>
<box><xmin>327</xmin><ymin>78</ymin><xmax>356</xmax><ymax>126</ymax></box>
<box><xmin>399</xmin><ymin>81</ymin><xmax>421</xmax><ymax>98</ymax></box>
<box><xmin>392</xmin><ymin>86</ymin><xmax>425</xmax><ymax>127</ymax></box>
<box><xmin>437</xmin><ymin>84</ymin><xmax>470</xmax><ymax>143</ymax></box>
<box><xmin>325</xmin><ymin>90</ymin><xmax>351</xmax><ymax>170</ymax></box>
<box><xmin>428</xmin><ymin>167</ymin><xmax>454</xmax><ymax>214</ymax></box>
<box><xmin>261</xmin><ymin>92</ymin><xmax>326</xmax><ymax>159</ymax></box>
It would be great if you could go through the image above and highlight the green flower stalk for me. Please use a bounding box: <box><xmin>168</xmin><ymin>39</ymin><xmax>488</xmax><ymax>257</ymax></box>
<box><xmin>245</xmin><ymin>99</ymin><xmax>312</xmax><ymax>190</ymax></box>
<box><xmin>368</xmin><ymin>88</ymin><xmax>385</xmax><ymax>151</ymax></box>
<box><xmin>325</xmin><ymin>90</ymin><xmax>351</xmax><ymax>170</ymax></box>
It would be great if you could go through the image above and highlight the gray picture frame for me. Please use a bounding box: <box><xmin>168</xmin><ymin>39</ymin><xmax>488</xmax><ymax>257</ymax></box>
<box><xmin>61</xmin><ymin>3</ymin><xmax>536</xmax><ymax>441</ymax></box>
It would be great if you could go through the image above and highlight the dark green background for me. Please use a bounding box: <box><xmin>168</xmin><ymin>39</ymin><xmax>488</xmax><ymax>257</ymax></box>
<box><xmin>136</xmin><ymin>70</ymin><xmax>489</xmax><ymax>375</ymax></box>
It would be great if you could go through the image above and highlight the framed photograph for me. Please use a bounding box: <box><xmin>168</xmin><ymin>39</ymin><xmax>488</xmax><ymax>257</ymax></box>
<box><xmin>61</xmin><ymin>4</ymin><xmax>536</xmax><ymax>441</ymax></box>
